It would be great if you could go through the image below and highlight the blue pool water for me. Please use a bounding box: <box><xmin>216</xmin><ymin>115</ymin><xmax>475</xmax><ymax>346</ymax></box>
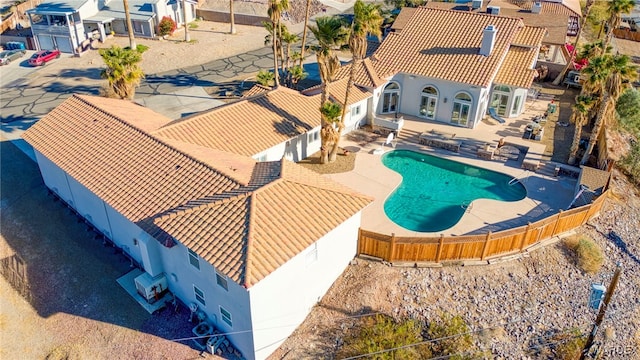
<box><xmin>382</xmin><ymin>150</ymin><xmax>527</xmax><ymax>232</ymax></box>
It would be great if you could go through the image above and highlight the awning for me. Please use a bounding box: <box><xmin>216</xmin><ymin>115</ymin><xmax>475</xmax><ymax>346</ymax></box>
<box><xmin>84</xmin><ymin>15</ymin><xmax>115</xmax><ymax>24</ymax></box>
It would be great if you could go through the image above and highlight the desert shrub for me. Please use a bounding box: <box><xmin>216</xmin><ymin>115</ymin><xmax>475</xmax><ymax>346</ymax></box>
<box><xmin>337</xmin><ymin>314</ymin><xmax>427</xmax><ymax>359</ymax></box>
<box><xmin>564</xmin><ymin>235</ymin><xmax>604</xmax><ymax>273</ymax></box>
<box><xmin>619</xmin><ymin>141</ymin><xmax>640</xmax><ymax>186</ymax></box>
<box><xmin>424</xmin><ymin>313</ymin><xmax>481</xmax><ymax>360</ymax></box>
<box><xmin>616</xmin><ymin>88</ymin><xmax>640</xmax><ymax>134</ymax></box>
<box><xmin>158</xmin><ymin>16</ymin><xmax>176</xmax><ymax>36</ymax></box>
<box><xmin>553</xmin><ymin>328</ymin><xmax>586</xmax><ymax>360</ymax></box>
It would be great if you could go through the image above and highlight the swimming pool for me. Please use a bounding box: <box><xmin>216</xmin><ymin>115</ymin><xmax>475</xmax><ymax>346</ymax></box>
<box><xmin>382</xmin><ymin>150</ymin><xmax>527</xmax><ymax>232</ymax></box>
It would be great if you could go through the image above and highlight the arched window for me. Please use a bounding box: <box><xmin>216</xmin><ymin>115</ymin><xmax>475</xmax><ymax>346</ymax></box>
<box><xmin>451</xmin><ymin>92</ymin><xmax>472</xmax><ymax>126</ymax></box>
<box><xmin>381</xmin><ymin>82</ymin><xmax>400</xmax><ymax>114</ymax></box>
<box><xmin>420</xmin><ymin>86</ymin><xmax>438</xmax><ymax>119</ymax></box>
<box><xmin>490</xmin><ymin>85</ymin><xmax>511</xmax><ymax>116</ymax></box>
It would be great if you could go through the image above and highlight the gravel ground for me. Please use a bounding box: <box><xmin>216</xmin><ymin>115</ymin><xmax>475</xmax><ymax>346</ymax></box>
<box><xmin>271</xmin><ymin>170</ymin><xmax>640</xmax><ymax>359</ymax></box>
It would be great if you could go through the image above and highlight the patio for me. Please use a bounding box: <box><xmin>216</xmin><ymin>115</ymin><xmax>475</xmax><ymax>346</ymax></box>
<box><xmin>328</xmin><ymin>94</ymin><xmax>580</xmax><ymax>237</ymax></box>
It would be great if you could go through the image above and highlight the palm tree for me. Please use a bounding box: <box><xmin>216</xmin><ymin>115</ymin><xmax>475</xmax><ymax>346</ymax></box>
<box><xmin>308</xmin><ymin>16</ymin><xmax>348</xmax><ymax>163</ymax></box>
<box><xmin>581</xmin><ymin>55</ymin><xmax>638</xmax><ymax>165</ymax></box>
<box><xmin>329</xmin><ymin>0</ymin><xmax>383</xmax><ymax>162</ymax></box>
<box><xmin>182</xmin><ymin>0</ymin><xmax>190</xmax><ymax>42</ymax></box>
<box><xmin>268</xmin><ymin>0</ymin><xmax>289</xmax><ymax>87</ymax></box>
<box><xmin>568</xmin><ymin>95</ymin><xmax>595</xmax><ymax>164</ymax></box>
<box><xmin>230</xmin><ymin>0</ymin><xmax>236</xmax><ymax>34</ymax></box>
<box><xmin>604</xmin><ymin>0</ymin><xmax>635</xmax><ymax>47</ymax></box>
<box><xmin>298</xmin><ymin>0</ymin><xmax>312</xmax><ymax>68</ymax></box>
<box><xmin>99</xmin><ymin>45</ymin><xmax>145</xmax><ymax>99</ymax></box>
<box><xmin>123</xmin><ymin>0</ymin><xmax>136</xmax><ymax>49</ymax></box>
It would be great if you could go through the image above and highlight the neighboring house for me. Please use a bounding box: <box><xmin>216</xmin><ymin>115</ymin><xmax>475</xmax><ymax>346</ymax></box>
<box><xmin>27</xmin><ymin>0</ymin><xmax>196</xmax><ymax>53</ymax></box>
<box><xmin>425</xmin><ymin>1</ymin><xmax>571</xmax><ymax>79</ymax></box>
<box><xmin>358</xmin><ymin>8</ymin><xmax>546</xmax><ymax>128</ymax></box>
<box><xmin>22</xmin><ymin>94</ymin><xmax>372</xmax><ymax>360</ymax></box>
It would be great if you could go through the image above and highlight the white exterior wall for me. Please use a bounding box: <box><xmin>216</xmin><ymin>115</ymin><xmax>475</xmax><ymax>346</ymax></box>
<box><xmin>157</xmin><ymin>242</ymin><xmax>255</xmax><ymax>358</ymax></box>
<box><xmin>344</xmin><ymin>99</ymin><xmax>368</xmax><ymax>132</ymax></box>
<box><xmin>253</xmin><ymin>126</ymin><xmax>322</xmax><ymax>162</ymax></box>
<box><xmin>248</xmin><ymin>212</ymin><xmax>362</xmax><ymax>360</ymax></box>
<box><xmin>34</xmin><ymin>150</ymin><xmax>76</xmax><ymax>206</ymax></box>
<box><xmin>378</xmin><ymin>73</ymin><xmax>486</xmax><ymax>128</ymax></box>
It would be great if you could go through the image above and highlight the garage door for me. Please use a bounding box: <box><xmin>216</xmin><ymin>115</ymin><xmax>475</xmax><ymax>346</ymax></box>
<box><xmin>54</xmin><ymin>36</ymin><xmax>73</xmax><ymax>53</ymax></box>
<box><xmin>37</xmin><ymin>34</ymin><xmax>54</xmax><ymax>50</ymax></box>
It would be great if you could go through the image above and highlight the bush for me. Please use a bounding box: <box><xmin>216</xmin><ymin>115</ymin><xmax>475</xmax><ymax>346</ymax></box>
<box><xmin>337</xmin><ymin>314</ymin><xmax>426</xmax><ymax>360</ymax></box>
<box><xmin>553</xmin><ymin>328</ymin><xmax>586</xmax><ymax>360</ymax></box>
<box><xmin>564</xmin><ymin>235</ymin><xmax>604</xmax><ymax>273</ymax></box>
<box><xmin>424</xmin><ymin>313</ymin><xmax>480</xmax><ymax>360</ymax></box>
<box><xmin>619</xmin><ymin>141</ymin><xmax>640</xmax><ymax>186</ymax></box>
<box><xmin>616</xmin><ymin>88</ymin><xmax>640</xmax><ymax>135</ymax></box>
<box><xmin>158</xmin><ymin>16</ymin><xmax>176</xmax><ymax>36</ymax></box>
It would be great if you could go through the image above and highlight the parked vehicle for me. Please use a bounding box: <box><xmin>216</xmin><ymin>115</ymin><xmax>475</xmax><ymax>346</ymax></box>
<box><xmin>28</xmin><ymin>49</ymin><xmax>61</xmax><ymax>66</ymax></box>
<box><xmin>0</xmin><ymin>50</ymin><xmax>26</xmax><ymax>65</ymax></box>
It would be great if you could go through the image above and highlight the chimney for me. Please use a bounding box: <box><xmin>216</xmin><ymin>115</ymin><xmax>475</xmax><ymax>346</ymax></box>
<box><xmin>487</xmin><ymin>5</ymin><xmax>500</xmax><ymax>15</ymax></box>
<box><xmin>480</xmin><ymin>25</ymin><xmax>497</xmax><ymax>56</ymax></box>
<box><xmin>531</xmin><ymin>2</ymin><xmax>542</xmax><ymax>14</ymax></box>
<box><xmin>472</xmin><ymin>0</ymin><xmax>483</xmax><ymax>10</ymax></box>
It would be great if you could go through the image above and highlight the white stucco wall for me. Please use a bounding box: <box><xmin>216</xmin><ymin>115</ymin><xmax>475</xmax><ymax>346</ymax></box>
<box><xmin>253</xmin><ymin>126</ymin><xmax>322</xmax><ymax>162</ymax></box>
<box><xmin>157</xmin><ymin>242</ymin><xmax>255</xmax><ymax>358</ymax></box>
<box><xmin>377</xmin><ymin>73</ymin><xmax>486</xmax><ymax>128</ymax></box>
<box><xmin>34</xmin><ymin>151</ymin><xmax>75</xmax><ymax>206</ymax></box>
<box><xmin>248</xmin><ymin>212</ymin><xmax>362</xmax><ymax>360</ymax></box>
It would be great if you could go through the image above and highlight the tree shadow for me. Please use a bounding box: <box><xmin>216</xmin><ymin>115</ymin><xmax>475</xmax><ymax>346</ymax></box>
<box><xmin>145</xmin><ymin>73</ymin><xmax>215</xmax><ymax>88</ymax></box>
<box><xmin>607</xmin><ymin>230</ymin><xmax>640</xmax><ymax>266</ymax></box>
<box><xmin>56</xmin><ymin>67</ymin><xmax>104</xmax><ymax>80</ymax></box>
<box><xmin>41</xmin><ymin>81</ymin><xmax>101</xmax><ymax>95</ymax></box>
<box><xmin>0</xmin><ymin>140</ymin><xmax>201</xmax><ymax>352</ymax></box>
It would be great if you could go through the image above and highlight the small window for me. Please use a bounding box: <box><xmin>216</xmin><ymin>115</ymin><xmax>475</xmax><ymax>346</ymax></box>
<box><xmin>306</xmin><ymin>243</ymin><xmax>318</xmax><ymax>265</ymax></box>
<box><xmin>220</xmin><ymin>306</ymin><xmax>232</xmax><ymax>327</ymax></box>
<box><xmin>351</xmin><ymin>105</ymin><xmax>361</xmax><ymax>117</ymax></box>
<box><xmin>455</xmin><ymin>92</ymin><xmax>472</xmax><ymax>102</ymax></box>
<box><xmin>194</xmin><ymin>285</ymin><xmax>205</xmax><ymax>306</ymax></box>
<box><xmin>307</xmin><ymin>130</ymin><xmax>319</xmax><ymax>143</ymax></box>
<box><xmin>216</xmin><ymin>273</ymin><xmax>228</xmax><ymax>291</ymax></box>
<box><xmin>188</xmin><ymin>248</ymin><xmax>200</xmax><ymax>270</ymax></box>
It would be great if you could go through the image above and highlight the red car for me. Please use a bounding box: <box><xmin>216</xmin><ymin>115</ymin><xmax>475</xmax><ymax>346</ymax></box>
<box><xmin>28</xmin><ymin>49</ymin><xmax>61</xmax><ymax>66</ymax></box>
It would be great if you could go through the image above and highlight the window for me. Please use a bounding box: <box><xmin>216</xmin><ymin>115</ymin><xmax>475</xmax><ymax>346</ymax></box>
<box><xmin>351</xmin><ymin>104</ymin><xmax>361</xmax><ymax>117</ymax></box>
<box><xmin>216</xmin><ymin>273</ymin><xmax>228</xmax><ymax>291</ymax></box>
<box><xmin>220</xmin><ymin>306</ymin><xmax>232</xmax><ymax>327</ymax></box>
<box><xmin>307</xmin><ymin>130</ymin><xmax>319</xmax><ymax>143</ymax></box>
<box><xmin>511</xmin><ymin>95</ymin><xmax>522</xmax><ymax>116</ymax></box>
<box><xmin>381</xmin><ymin>82</ymin><xmax>400</xmax><ymax>114</ymax></box>
<box><xmin>194</xmin><ymin>285</ymin><xmax>205</xmax><ymax>306</ymax></box>
<box><xmin>420</xmin><ymin>86</ymin><xmax>438</xmax><ymax>119</ymax></box>
<box><xmin>490</xmin><ymin>85</ymin><xmax>510</xmax><ymax>116</ymax></box>
<box><xmin>188</xmin><ymin>248</ymin><xmax>200</xmax><ymax>270</ymax></box>
<box><xmin>306</xmin><ymin>243</ymin><xmax>318</xmax><ymax>265</ymax></box>
<box><xmin>451</xmin><ymin>92</ymin><xmax>472</xmax><ymax>126</ymax></box>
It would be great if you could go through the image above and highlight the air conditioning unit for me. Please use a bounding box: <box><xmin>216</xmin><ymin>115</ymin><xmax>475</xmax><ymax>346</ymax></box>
<box><xmin>531</xmin><ymin>2</ymin><xmax>542</xmax><ymax>14</ymax></box>
<box><xmin>487</xmin><ymin>6</ymin><xmax>500</xmax><ymax>15</ymax></box>
<box><xmin>134</xmin><ymin>272</ymin><xmax>168</xmax><ymax>304</ymax></box>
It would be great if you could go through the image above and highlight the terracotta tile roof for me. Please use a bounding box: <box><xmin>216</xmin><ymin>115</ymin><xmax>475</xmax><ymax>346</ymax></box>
<box><xmin>325</xmin><ymin>77</ymin><xmax>372</xmax><ymax>106</ymax></box>
<box><xmin>78</xmin><ymin>94</ymin><xmax>174</xmax><ymax>132</ymax></box>
<box><xmin>513</xmin><ymin>25</ymin><xmax>548</xmax><ymax>47</ymax></box>
<box><xmin>243</xmin><ymin>84</ymin><xmax>271</xmax><ymax>97</ymax></box>
<box><xmin>425</xmin><ymin>1</ymin><xmax>567</xmax><ymax>45</ymax></box>
<box><xmin>152</xmin><ymin>159</ymin><xmax>373</xmax><ymax>287</ymax></box>
<box><xmin>390</xmin><ymin>7</ymin><xmax>417</xmax><ymax>31</ymax></box>
<box><xmin>24</xmin><ymin>95</ymin><xmax>372</xmax><ymax>287</ymax></box>
<box><xmin>22</xmin><ymin>95</ymin><xmax>244</xmax><ymax>224</ymax></box>
<box><xmin>334</xmin><ymin>59</ymin><xmax>386</xmax><ymax>89</ymax></box>
<box><xmin>372</xmin><ymin>8</ymin><xmax>525</xmax><ymax>87</ymax></box>
<box><xmin>153</xmin><ymin>87</ymin><xmax>321</xmax><ymax>157</ymax></box>
<box><xmin>515</xmin><ymin>0</ymin><xmax>581</xmax><ymax>17</ymax></box>
<box><xmin>494</xmin><ymin>46</ymin><xmax>539</xmax><ymax>88</ymax></box>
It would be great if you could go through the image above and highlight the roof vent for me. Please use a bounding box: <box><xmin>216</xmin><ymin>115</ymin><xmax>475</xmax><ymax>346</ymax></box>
<box><xmin>487</xmin><ymin>6</ymin><xmax>500</xmax><ymax>15</ymax></box>
<box><xmin>472</xmin><ymin>0</ymin><xmax>483</xmax><ymax>9</ymax></box>
<box><xmin>480</xmin><ymin>25</ymin><xmax>497</xmax><ymax>56</ymax></box>
<box><xmin>531</xmin><ymin>2</ymin><xmax>542</xmax><ymax>14</ymax></box>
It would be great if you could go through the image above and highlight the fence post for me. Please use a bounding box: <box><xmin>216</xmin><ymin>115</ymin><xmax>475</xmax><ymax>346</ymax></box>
<box><xmin>520</xmin><ymin>222</ymin><xmax>532</xmax><ymax>251</ymax></box>
<box><xmin>580</xmin><ymin>204</ymin><xmax>592</xmax><ymax>225</ymax></box>
<box><xmin>387</xmin><ymin>233</ymin><xmax>396</xmax><ymax>262</ymax></box>
<box><xmin>551</xmin><ymin>210</ymin><xmax>563</xmax><ymax>236</ymax></box>
<box><xmin>435</xmin><ymin>234</ymin><xmax>444</xmax><ymax>263</ymax></box>
<box><xmin>481</xmin><ymin>231</ymin><xmax>491</xmax><ymax>260</ymax></box>
<box><xmin>357</xmin><ymin>228</ymin><xmax>362</xmax><ymax>256</ymax></box>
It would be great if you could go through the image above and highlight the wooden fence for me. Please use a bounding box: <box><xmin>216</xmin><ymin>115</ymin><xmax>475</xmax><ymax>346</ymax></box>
<box><xmin>613</xmin><ymin>29</ymin><xmax>640</xmax><ymax>42</ymax></box>
<box><xmin>196</xmin><ymin>9</ymin><xmax>269</xmax><ymax>27</ymax></box>
<box><xmin>357</xmin><ymin>190</ymin><xmax>608</xmax><ymax>264</ymax></box>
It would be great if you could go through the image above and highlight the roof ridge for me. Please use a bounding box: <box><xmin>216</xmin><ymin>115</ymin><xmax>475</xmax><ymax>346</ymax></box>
<box><xmin>71</xmin><ymin>96</ymin><xmax>250</xmax><ymax>185</ymax></box>
<box><xmin>243</xmin><ymin>195</ymin><xmax>257</xmax><ymax>288</ymax></box>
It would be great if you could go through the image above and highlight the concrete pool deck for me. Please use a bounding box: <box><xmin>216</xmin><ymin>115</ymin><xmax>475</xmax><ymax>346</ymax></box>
<box><xmin>328</xmin><ymin>102</ymin><xmax>579</xmax><ymax>237</ymax></box>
